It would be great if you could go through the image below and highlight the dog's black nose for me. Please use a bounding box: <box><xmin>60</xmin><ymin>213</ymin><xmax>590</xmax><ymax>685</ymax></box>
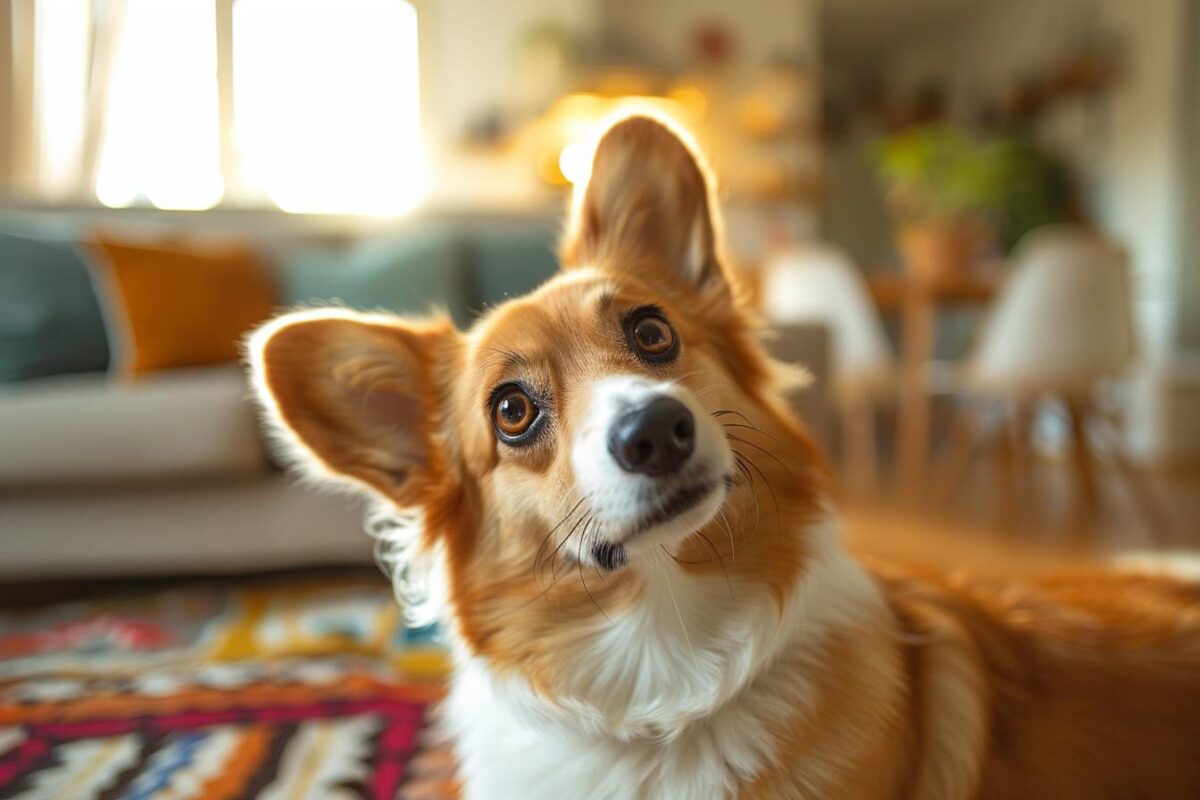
<box><xmin>608</xmin><ymin>396</ymin><xmax>695</xmax><ymax>476</ymax></box>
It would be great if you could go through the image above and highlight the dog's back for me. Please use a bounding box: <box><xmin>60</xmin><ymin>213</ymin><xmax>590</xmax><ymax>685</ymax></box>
<box><xmin>878</xmin><ymin>565</ymin><xmax>1200</xmax><ymax>799</ymax></box>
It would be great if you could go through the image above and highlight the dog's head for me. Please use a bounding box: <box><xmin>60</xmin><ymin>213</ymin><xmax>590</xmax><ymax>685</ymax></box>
<box><xmin>248</xmin><ymin>115</ymin><xmax>826</xmax><ymax>703</ymax></box>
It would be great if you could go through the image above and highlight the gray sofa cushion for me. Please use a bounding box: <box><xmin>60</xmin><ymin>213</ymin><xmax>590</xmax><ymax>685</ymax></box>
<box><xmin>462</xmin><ymin>218</ymin><xmax>560</xmax><ymax>313</ymax></box>
<box><xmin>275</xmin><ymin>226</ymin><xmax>472</xmax><ymax>327</ymax></box>
<box><xmin>0</xmin><ymin>232</ymin><xmax>110</xmax><ymax>381</ymax></box>
<box><xmin>0</xmin><ymin>366</ymin><xmax>267</xmax><ymax>487</ymax></box>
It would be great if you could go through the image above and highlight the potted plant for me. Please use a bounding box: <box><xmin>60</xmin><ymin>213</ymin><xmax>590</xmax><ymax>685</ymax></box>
<box><xmin>875</xmin><ymin>124</ymin><xmax>1072</xmax><ymax>285</ymax></box>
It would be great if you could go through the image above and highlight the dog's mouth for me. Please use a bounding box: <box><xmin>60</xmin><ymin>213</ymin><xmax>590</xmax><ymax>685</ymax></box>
<box><xmin>590</xmin><ymin>474</ymin><xmax>732</xmax><ymax>571</ymax></box>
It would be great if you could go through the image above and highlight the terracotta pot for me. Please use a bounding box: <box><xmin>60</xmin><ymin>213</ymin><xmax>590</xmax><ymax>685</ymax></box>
<box><xmin>897</xmin><ymin>220</ymin><xmax>990</xmax><ymax>288</ymax></box>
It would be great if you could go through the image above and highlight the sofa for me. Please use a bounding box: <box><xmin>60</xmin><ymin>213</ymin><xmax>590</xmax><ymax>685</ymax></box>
<box><xmin>1</xmin><ymin>207</ymin><xmax>834</xmax><ymax>580</ymax></box>
<box><xmin>0</xmin><ymin>211</ymin><xmax>562</xmax><ymax>578</ymax></box>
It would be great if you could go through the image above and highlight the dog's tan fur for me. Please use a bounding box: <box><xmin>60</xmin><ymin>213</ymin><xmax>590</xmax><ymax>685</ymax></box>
<box><xmin>250</xmin><ymin>115</ymin><xmax>1200</xmax><ymax>799</ymax></box>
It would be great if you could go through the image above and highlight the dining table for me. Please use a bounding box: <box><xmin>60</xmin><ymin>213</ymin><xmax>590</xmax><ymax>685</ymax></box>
<box><xmin>866</xmin><ymin>267</ymin><xmax>1004</xmax><ymax>499</ymax></box>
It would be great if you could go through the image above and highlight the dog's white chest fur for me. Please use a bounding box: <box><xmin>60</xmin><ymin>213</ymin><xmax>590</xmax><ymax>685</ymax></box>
<box><xmin>442</xmin><ymin>524</ymin><xmax>894</xmax><ymax>800</ymax></box>
<box><xmin>447</xmin><ymin>657</ymin><xmax>755</xmax><ymax>800</ymax></box>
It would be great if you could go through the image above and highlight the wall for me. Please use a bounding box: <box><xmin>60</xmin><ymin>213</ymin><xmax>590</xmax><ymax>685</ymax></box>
<box><xmin>1092</xmin><ymin>0</ymin><xmax>1193</xmax><ymax>461</ymax></box>
<box><xmin>420</xmin><ymin>0</ymin><xmax>598</xmax><ymax>143</ymax></box>
<box><xmin>1177</xmin><ymin>0</ymin><xmax>1200</xmax><ymax>355</ymax></box>
<box><xmin>602</xmin><ymin>0</ymin><xmax>817</xmax><ymax>74</ymax></box>
<box><xmin>1090</xmin><ymin>0</ymin><xmax>1188</xmax><ymax>363</ymax></box>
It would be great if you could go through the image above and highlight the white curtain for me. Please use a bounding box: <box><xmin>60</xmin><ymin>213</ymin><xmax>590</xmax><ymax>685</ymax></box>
<box><xmin>1</xmin><ymin>0</ymin><xmax>126</xmax><ymax>201</ymax></box>
<box><xmin>79</xmin><ymin>0</ymin><xmax>127</xmax><ymax>195</ymax></box>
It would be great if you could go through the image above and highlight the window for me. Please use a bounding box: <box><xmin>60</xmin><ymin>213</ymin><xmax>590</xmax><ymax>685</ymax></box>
<box><xmin>95</xmin><ymin>0</ymin><xmax>223</xmax><ymax>209</ymax></box>
<box><xmin>20</xmin><ymin>0</ymin><xmax>422</xmax><ymax>215</ymax></box>
<box><xmin>233</xmin><ymin>0</ymin><xmax>423</xmax><ymax>215</ymax></box>
<box><xmin>31</xmin><ymin>0</ymin><xmax>91</xmax><ymax>199</ymax></box>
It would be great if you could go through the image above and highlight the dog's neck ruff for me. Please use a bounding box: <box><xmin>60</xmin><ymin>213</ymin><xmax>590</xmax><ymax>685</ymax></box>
<box><xmin>442</xmin><ymin>517</ymin><xmax>895</xmax><ymax>799</ymax></box>
<box><xmin>366</xmin><ymin>503</ymin><xmax>448</xmax><ymax>628</ymax></box>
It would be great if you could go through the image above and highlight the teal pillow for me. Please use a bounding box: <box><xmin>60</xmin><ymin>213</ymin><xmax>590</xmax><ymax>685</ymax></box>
<box><xmin>0</xmin><ymin>233</ymin><xmax>110</xmax><ymax>381</ymax></box>
<box><xmin>276</xmin><ymin>228</ymin><xmax>471</xmax><ymax>327</ymax></box>
<box><xmin>464</xmin><ymin>219</ymin><xmax>560</xmax><ymax>314</ymax></box>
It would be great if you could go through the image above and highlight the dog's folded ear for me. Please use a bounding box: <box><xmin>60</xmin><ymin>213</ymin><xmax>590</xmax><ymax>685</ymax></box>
<box><xmin>562</xmin><ymin>114</ymin><xmax>729</xmax><ymax>298</ymax></box>
<box><xmin>247</xmin><ymin>309</ymin><xmax>461</xmax><ymax>506</ymax></box>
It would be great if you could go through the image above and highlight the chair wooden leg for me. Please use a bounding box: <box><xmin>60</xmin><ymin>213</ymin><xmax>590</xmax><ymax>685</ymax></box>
<box><xmin>1006</xmin><ymin>401</ymin><xmax>1035</xmax><ymax>529</ymax></box>
<box><xmin>993</xmin><ymin>403</ymin><xmax>1019</xmax><ymax>531</ymax></box>
<box><xmin>896</xmin><ymin>292</ymin><xmax>935</xmax><ymax>501</ymax></box>
<box><xmin>1094</xmin><ymin>419</ymin><xmax>1173</xmax><ymax>545</ymax></box>
<box><xmin>841</xmin><ymin>399</ymin><xmax>879</xmax><ymax>501</ymax></box>
<box><xmin>929</xmin><ymin>403</ymin><xmax>984</xmax><ymax>509</ymax></box>
<box><xmin>1065</xmin><ymin>399</ymin><xmax>1100</xmax><ymax>527</ymax></box>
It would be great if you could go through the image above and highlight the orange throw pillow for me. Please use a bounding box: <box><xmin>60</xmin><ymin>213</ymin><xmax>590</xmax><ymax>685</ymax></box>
<box><xmin>88</xmin><ymin>237</ymin><xmax>275</xmax><ymax>377</ymax></box>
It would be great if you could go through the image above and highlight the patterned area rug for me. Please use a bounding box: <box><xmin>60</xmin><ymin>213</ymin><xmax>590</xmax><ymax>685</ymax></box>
<box><xmin>0</xmin><ymin>574</ymin><xmax>446</xmax><ymax>799</ymax></box>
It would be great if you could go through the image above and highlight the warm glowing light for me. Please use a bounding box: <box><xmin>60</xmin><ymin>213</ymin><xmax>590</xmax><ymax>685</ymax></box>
<box><xmin>33</xmin><ymin>0</ymin><xmax>90</xmax><ymax>198</ymax></box>
<box><xmin>234</xmin><ymin>0</ymin><xmax>423</xmax><ymax>216</ymax></box>
<box><xmin>543</xmin><ymin>95</ymin><xmax>700</xmax><ymax>186</ymax></box>
<box><xmin>667</xmin><ymin>85</ymin><xmax>708</xmax><ymax>122</ymax></box>
<box><xmin>549</xmin><ymin>93</ymin><xmax>607</xmax><ymax>140</ymax></box>
<box><xmin>536</xmin><ymin>148</ymin><xmax>566</xmax><ymax>185</ymax></box>
<box><xmin>558</xmin><ymin>142</ymin><xmax>592</xmax><ymax>185</ymax></box>
<box><xmin>95</xmin><ymin>0</ymin><xmax>223</xmax><ymax>209</ymax></box>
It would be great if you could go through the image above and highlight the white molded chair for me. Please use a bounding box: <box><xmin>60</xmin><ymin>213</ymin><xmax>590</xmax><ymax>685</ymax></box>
<box><xmin>968</xmin><ymin>226</ymin><xmax>1135</xmax><ymax>395</ymax></box>
<box><xmin>763</xmin><ymin>243</ymin><xmax>895</xmax><ymax>496</ymax></box>
<box><xmin>934</xmin><ymin>226</ymin><xmax>1164</xmax><ymax>533</ymax></box>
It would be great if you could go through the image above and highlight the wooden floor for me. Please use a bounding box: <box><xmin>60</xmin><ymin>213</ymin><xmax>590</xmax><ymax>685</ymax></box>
<box><xmin>842</xmin><ymin>456</ymin><xmax>1200</xmax><ymax>574</ymax></box>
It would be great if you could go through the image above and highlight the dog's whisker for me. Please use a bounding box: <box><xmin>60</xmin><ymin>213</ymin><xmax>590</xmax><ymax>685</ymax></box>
<box><xmin>734</xmin><ymin>452</ymin><xmax>783</xmax><ymax>538</ymax></box>
<box><xmin>660</xmin><ymin>537</ymin><xmax>733</xmax><ymax>602</ymax></box>
<box><xmin>535</xmin><ymin>503</ymin><xmax>588</xmax><ymax>591</ymax></box>
<box><xmin>698</xmin><ymin>529</ymin><xmax>736</xmax><ymax>601</ymax></box>
<box><xmin>577</xmin><ymin>520</ymin><xmax>612</xmax><ymax>624</ymax></box>
<box><xmin>499</xmin><ymin>549</ymin><xmax>585</xmax><ymax>621</ymax></box>
<box><xmin>661</xmin><ymin>560</ymin><xmax>697</xmax><ymax>667</ymax></box>
<box><xmin>533</xmin><ymin>497</ymin><xmax>588</xmax><ymax>589</ymax></box>
<box><xmin>662</xmin><ymin>537</ymin><xmax>720</xmax><ymax>566</ymax></box>
<box><xmin>726</xmin><ymin>434</ymin><xmax>797</xmax><ymax>484</ymax></box>
<box><xmin>719</xmin><ymin>421</ymin><xmax>780</xmax><ymax>443</ymax></box>
<box><xmin>711</xmin><ymin>409</ymin><xmax>755</xmax><ymax>425</ymax></box>
<box><xmin>550</xmin><ymin>511</ymin><xmax>592</xmax><ymax>582</ymax></box>
<box><xmin>716</xmin><ymin>508</ymin><xmax>736</xmax><ymax>563</ymax></box>
<box><xmin>734</xmin><ymin>457</ymin><xmax>761</xmax><ymax>538</ymax></box>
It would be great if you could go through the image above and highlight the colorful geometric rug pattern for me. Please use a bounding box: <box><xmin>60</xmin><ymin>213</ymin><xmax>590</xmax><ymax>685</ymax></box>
<box><xmin>0</xmin><ymin>576</ymin><xmax>445</xmax><ymax>799</ymax></box>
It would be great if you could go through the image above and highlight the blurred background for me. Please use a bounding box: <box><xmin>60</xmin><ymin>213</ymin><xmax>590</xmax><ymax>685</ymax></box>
<box><xmin>0</xmin><ymin>0</ymin><xmax>1197</xmax><ymax>792</ymax></box>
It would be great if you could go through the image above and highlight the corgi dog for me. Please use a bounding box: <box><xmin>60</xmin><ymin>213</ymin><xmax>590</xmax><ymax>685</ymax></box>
<box><xmin>248</xmin><ymin>115</ymin><xmax>1200</xmax><ymax>799</ymax></box>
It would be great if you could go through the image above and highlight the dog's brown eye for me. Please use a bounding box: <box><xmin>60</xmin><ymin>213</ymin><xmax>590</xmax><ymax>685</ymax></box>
<box><xmin>493</xmin><ymin>387</ymin><xmax>537</xmax><ymax>438</ymax></box>
<box><xmin>627</xmin><ymin>310</ymin><xmax>679</xmax><ymax>363</ymax></box>
<box><xmin>634</xmin><ymin>317</ymin><xmax>673</xmax><ymax>353</ymax></box>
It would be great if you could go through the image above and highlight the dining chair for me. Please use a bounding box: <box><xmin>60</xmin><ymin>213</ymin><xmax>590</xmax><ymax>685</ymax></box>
<box><xmin>931</xmin><ymin>225</ymin><xmax>1165</xmax><ymax>535</ymax></box>
<box><xmin>762</xmin><ymin>242</ymin><xmax>895</xmax><ymax>498</ymax></box>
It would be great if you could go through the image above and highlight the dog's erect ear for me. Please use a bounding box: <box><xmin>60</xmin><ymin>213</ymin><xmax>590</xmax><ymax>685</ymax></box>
<box><xmin>248</xmin><ymin>310</ymin><xmax>461</xmax><ymax>506</ymax></box>
<box><xmin>562</xmin><ymin>114</ymin><xmax>729</xmax><ymax>296</ymax></box>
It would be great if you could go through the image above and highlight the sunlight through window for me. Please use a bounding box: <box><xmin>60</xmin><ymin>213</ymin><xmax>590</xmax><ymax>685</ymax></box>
<box><xmin>95</xmin><ymin>0</ymin><xmax>223</xmax><ymax>210</ymax></box>
<box><xmin>233</xmin><ymin>0</ymin><xmax>423</xmax><ymax>216</ymax></box>
<box><xmin>32</xmin><ymin>0</ymin><xmax>91</xmax><ymax>198</ymax></box>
